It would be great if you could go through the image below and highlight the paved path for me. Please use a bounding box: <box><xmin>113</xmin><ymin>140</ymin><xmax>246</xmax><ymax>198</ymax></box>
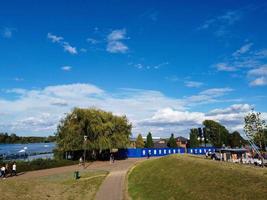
<box><xmin>95</xmin><ymin>158</ymin><xmax>144</xmax><ymax>200</ymax></box>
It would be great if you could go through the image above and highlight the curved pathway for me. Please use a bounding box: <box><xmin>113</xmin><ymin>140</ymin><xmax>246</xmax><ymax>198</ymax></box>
<box><xmin>95</xmin><ymin>158</ymin><xmax>144</xmax><ymax>200</ymax></box>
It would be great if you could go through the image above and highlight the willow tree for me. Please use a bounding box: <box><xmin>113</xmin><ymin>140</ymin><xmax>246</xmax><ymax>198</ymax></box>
<box><xmin>55</xmin><ymin>108</ymin><xmax>132</xmax><ymax>158</ymax></box>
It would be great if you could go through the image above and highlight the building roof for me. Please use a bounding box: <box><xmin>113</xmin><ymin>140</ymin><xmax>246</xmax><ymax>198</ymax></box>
<box><xmin>176</xmin><ymin>136</ymin><xmax>188</xmax><ymax>142</ymax></box>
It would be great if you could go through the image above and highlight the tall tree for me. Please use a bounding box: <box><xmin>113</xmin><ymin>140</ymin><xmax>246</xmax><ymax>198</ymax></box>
<box><xmin>145</xmin><ymin>132</ymin><xmax>154</xmax><ymax>148</ymax></box>
<box><xmin>167</xmin><ymin>133</ymin><xmax>177</xmax><ymax>148</ymax></box>
<box><xmin>203</xmin><ymin>120</ymin><xmax>229</xmax><ymax>147</ymax></box>
<box><xmin>189</xmin><ymin>128</ymin><xmax>199</xmax><ymax>148</ymax></box>
<box><xmin>228</xmin><ymin>131</ymin><xmax>244</xmax><ymax>148</ymax></box>
<box><xmin>135</xmin><ymin>134</ymin><xmax>145</xmax><ymax>148</ymax></box>
<box><xmin>244</xmin><ymin>110</ymin><xmax>267</xmax><ymax>151</ymax></box>
<box><xmin>55</xmin><ymin>108</ymin><xmax>132</xmax><ymax>157</ymax></box>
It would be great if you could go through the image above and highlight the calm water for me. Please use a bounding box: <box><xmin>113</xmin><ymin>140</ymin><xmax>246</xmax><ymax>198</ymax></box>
<box><xmin>0</xmin><ymin>142</ymin><xmax>56</xmax><ymax>160</ymax></box>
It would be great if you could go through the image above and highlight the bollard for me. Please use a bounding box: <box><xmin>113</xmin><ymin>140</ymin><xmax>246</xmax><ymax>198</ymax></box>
<box><xmin>74</xmin><ymin>171</ymin><xmax>79</xmax><ymax>180</ymax></box>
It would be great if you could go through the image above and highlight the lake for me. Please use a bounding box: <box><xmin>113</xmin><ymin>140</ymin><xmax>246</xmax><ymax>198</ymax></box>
<box><xmin>0</xmin><ymin>142</ymin><xmax>56</xmax><ymax>161</ymax></box>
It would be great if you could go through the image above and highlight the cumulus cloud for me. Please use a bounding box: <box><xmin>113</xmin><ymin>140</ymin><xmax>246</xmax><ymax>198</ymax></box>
<box><xmin>106</xmin><ymin>29</ymin><xmax>128</xmax><ymax>53</ymax></box>
<box><xmin>0</xmin><ymin>83</ymin><xmax>256</xmax><ymax>137</ymax></box>
<box><xmin>232</xmin><ymin>43</ymin><xmax>253</xmax><ymax>57</ymax></box>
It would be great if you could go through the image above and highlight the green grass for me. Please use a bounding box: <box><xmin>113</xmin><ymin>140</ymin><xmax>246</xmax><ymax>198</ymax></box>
<box><xmin>0</xmin><ymin>170</ymin><xmax>108</xmax><ymax>200</ymax></box>
<box><xmin>128</xmin><ymin>155</ymin><xmax>267</xmax><ymax>200</ymax></box>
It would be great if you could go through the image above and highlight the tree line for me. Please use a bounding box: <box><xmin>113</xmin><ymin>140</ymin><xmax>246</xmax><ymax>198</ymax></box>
<box><xmin>189</xmin><ymin>111</ymin><xmax>267</xmax><ymax>151</ymax></box>
<box><xmin>135</xmin><ymin>132</ymin><xmax>178</xmax><ymax>148</ymax></box>
<box><xmin>0</xmin><ymin>133</ymin><xmax>56</xmax><ymax>144</ymax></box>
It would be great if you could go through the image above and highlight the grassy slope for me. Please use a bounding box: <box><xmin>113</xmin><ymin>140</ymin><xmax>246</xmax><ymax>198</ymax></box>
<box><xmin>0</xmin><ymin>170</ymin><xmax>108</xmax><ymax>200</ymax></box>
<box><xmin>128</xmin><ymin>155</ymin><xmax>267</xmax><ymax>200</ymax></box>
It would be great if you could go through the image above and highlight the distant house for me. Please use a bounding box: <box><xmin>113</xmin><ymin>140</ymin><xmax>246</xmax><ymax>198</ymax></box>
<box><xmin>154</xmin><ymin>139</ymin><xmax>168</xmax><ymax>148</ymax></box>
<box><xmin>176</xmin><ymin>136</ymin><xmax>188</xmax><ymax>148</ymax></box>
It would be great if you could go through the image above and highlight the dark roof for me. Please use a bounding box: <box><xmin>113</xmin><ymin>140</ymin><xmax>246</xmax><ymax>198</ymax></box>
<box><xmin>176</xmin><ymin>136</ymin><xmax>188</xmax><ymax>142</ymax></box>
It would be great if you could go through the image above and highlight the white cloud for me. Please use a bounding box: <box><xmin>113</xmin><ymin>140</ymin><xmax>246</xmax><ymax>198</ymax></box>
<box><xmin>232</xmin><ymin>43</ymin><xmax>253</xmax><ymax>57</ymax></box>
<box><xmin>247</xmin><ymin>65</ymin><xmax>267</xmax><ymax>76</ymax></box>
<box><xmin>62</xmin><ymin>42</ymin><xmax>77</xmax><ymax>54</ymax></box>
<box><xmin>247</xmin><ymin>65</ymin><xmax>267</xmax><ymax>87</ymax></box>
<box><xmin>106</xmin><ymin>29</ymin><xmax>128</xmax><ymax>53</ymax></box>
<box><xmin>216</xmin><ymin>63</ymin><xmax>237</xmax><ymax>72</ymax></box>
<box><xmin>47</xmin><ymin>33</ymin><xmax>63</xmax><ymax>43</ymax></box>
<box><xmin>47</xmin><ymin>33</ymin><xmax>77</xmax><ymax>55</ymax></box>
<box><xmin>249</xmin><ymin>77</ymin><xmax>267</xmax><ymax>86</ymax></box>
<box><xmin>86</xmin><ymin>38</ymin><xmax>98</xmax><ymax>44</ymax></box>
<box><xmin>0</xmin><ymin>84</ymin><xmax>257</xmax><ymax>137</ymax></box>
<box><xmin>107</xmin><ymin>29</ymin><xmax>126</xmax><ymax>41</ymax></box>
<box><xmin>131</xmin><ymin>62</ymin><xmax>169</xmax><ymax>70</ymax></box>
<box><xmin>2</xmin><ymin>27</ymin><xmax>14</xmax><ymax>38</ymax></box>
<box><xmin>61</xmin><ymin>66</ymin><xmax>72</xmax><ymax>71</ymax></box>
<box><xmin>198</xmin><ymin>10</ymin><xmax>242</xmax><ymax>37</ymax></box>
<box><xmin>107</xmin><ymin>41</ymin><xmax>128</xmax><ymax>53</ymax></box>
<box><xmin>208</xmin><ymin>104</ymin><xmax>252</xmax><ymax>115</ymax></box>
<box><xmin>184</xmin><ymin>81</ymin><xmax>203</xmax><ymax>88</ymax></box>
<box><xmin>199</xmin><ymin>88</ymin><xmax>233</xmax><ymax>96</ymax></box>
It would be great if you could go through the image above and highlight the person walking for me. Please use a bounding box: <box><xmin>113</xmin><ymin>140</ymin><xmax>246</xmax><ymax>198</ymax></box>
<box><xmin>12</xmin><ymin>162</ymin><xmax>17</xmax><ymax>176</ymax></box>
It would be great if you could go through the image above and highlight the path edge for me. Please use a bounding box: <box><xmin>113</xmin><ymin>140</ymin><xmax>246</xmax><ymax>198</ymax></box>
<box><xmin>123</xmin><ymin>159</ymin><xmax>147</xmax><ymax>200</ymax></box>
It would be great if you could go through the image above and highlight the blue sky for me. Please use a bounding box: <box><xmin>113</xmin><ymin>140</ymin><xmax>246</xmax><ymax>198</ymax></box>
<box><xmin>0</xmin><ymin>0</ymin><xmax>267</xmax><ymax>137</ymax></box>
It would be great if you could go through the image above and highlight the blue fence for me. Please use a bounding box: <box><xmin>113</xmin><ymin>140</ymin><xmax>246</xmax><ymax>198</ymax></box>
<box><xmin>118</xmin><ymin>147</ymin><xmax>216</xmax><ymax>158</ymax></box>
<box><xmin>121</xmin><ymin>148</ymin><xmax>185</xmax><ymax>158</ymax></box>
<box><xmin>187</xmin><ymin>147</ymin><xmax>216</xmax><ymax>155</ymax></box>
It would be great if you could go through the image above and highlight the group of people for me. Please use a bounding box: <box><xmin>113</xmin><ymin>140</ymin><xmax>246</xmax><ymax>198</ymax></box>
<box><xmin>0</xmin><ymin>162</ymin><xmax>17</xmax><ymax>179</ymax></box>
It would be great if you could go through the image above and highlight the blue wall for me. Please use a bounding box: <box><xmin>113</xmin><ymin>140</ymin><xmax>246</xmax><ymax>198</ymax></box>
<box><xmin>119</xmin><ymin>147</ymin><xmax>216</xmax><ymax>158</ymax></box>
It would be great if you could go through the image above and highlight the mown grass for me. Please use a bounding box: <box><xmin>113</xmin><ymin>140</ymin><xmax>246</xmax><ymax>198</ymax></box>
<box><xmin>128</xmin><ymin>155</ymin><xmax>267</xmax><ymax>200</ymax></box>
<box><xmin>0</xmin><ymin>170</ymin><xmax>108</xmax><ymax>200</ymax></box>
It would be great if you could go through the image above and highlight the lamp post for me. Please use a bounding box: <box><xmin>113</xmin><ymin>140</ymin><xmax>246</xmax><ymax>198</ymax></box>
<box><xmin>83</xmin><ymin>135</ymin><xmax>88</xmax><ymax>168</ymax></box>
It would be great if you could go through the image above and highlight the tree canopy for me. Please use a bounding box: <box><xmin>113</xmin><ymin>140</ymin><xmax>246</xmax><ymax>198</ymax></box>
<box><xmin>135</xmin><ymin>134</ymin><xmax>145</xmax><ymax>148</ymax></box>
<box><xmin>55</xmin><ymin>108</ymin><xmax>132</xmax><ymax>153</ymax></box>
<box><xmin>145</xmin><ymin>132</ymin><xmax>154</xmax><ymax>148</ymax></box>
<box><xmin>203</xmin><ymin>120</ymin><xmax>229</xmax><ymax>147</ymax></box>
<box><xmin>189</xmin><ymin>128</ymin><xmax>199</xmax><ymax>148</ymax></box>
<box><xmin>167</xmin><ymin>133</ymin><xmax>177</xmax><ymax>148</ymax></box>
<box><xmin>244</xmin><ymin>110</ymin><xmax>267</xmax><ymax>151</ymax></box>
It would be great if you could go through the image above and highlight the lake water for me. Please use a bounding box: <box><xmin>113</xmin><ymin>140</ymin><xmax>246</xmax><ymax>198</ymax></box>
<box><xmin>0</xmin><ymin>142</ymin><xmax>56</xmax><ymax>161</ymax></box>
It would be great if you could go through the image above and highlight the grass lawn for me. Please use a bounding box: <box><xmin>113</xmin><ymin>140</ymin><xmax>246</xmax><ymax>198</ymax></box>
<box><xmin>128</xmin><ymin>155</ymin><xmax>267</xmax><ymax>200</ymax></box>
<box><xmin>0</xmin><ymin>170</ymin><xmax>108</xmax><ymax>200</ymax></box>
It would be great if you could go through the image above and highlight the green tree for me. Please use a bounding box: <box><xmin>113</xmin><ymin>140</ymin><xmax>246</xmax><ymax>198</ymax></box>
<box><xmin>167</xmin><ymin>133</ymin><xmax>177</xmax><ymax>148</ymax></box>
<box><xmin>55</xmin><ymin>108</ymin><xmax>132</xmax><ymax>158</ymax></box>
<box><xmin>203</xmin><ymin>120</ymin><xmax>229</xmax><ymax>147</ymax></box>
<box><xmin>189</xmin><ymin>128</ymin><xmax>199</xmax><ymax>147</ymax></box>
<box><xmin>228</xmin><ymin>131</ymin><xmax>244</xmax><ymax>148</ymax></box>
<box><xmin>135</xmin><ymin>134</ymin><xmax>145</xmax><ymax>148</ymax></box>
<box><xmin>145</xmin><ymin>132</ymin><xmax>154</xmax><ymax>148</ymax></box>
<box><xmin>244</xmin><ymin>110</ymin><xmax>267</xmax><ymax>151</ymax></box>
